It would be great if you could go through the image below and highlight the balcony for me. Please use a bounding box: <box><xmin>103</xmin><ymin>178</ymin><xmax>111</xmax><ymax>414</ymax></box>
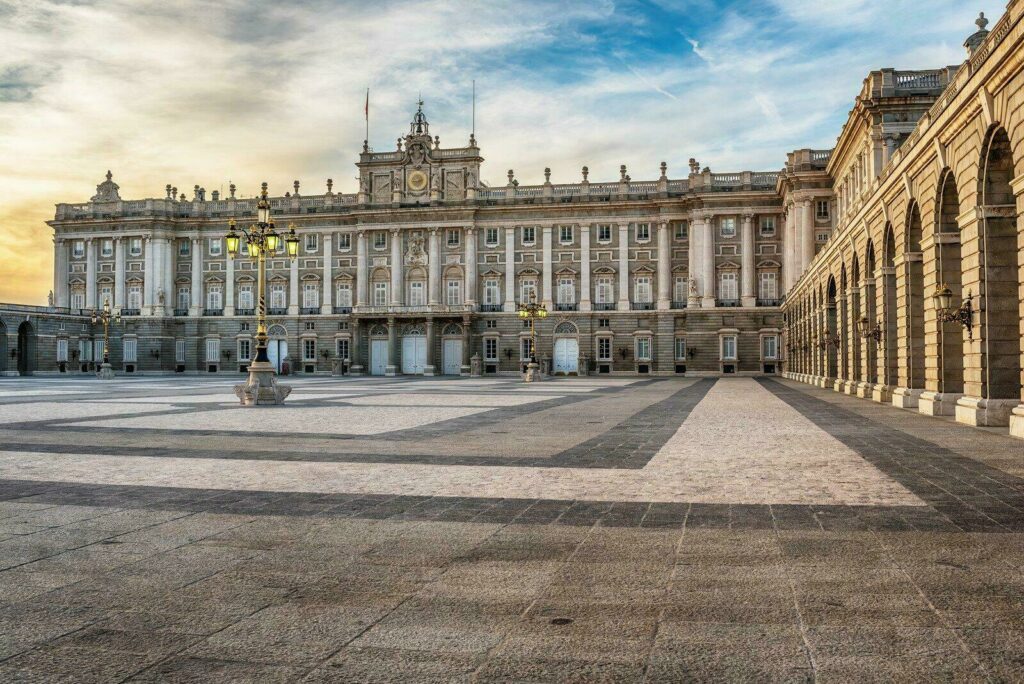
<box><xmin>268</xmin><ymin>308</ymin><xmax>288</xmax><ymax>316</ymax></box>
<box><xmin>332</xmin><ymin>306</ymin><xmax>353</xmax><ymax>314</ymax></box>
<box><xmin>203</xmin><ymin>308</ymin><xmax>223</xmax><ymax>316</ymax></box>
<box><xmin>300</xmin><ymin>307</ymin><xmax>320</xmax><ymax>315</ymax></box>
<box><xmin>235</xmin><ymin>308</ymin><xmax>255</xmax><ymax>316</ymax></box>
<box><xmin>479</xmin><ymin>304</ymin><xmax>502</xmax><ymax>312</ymax></box>
<box><xmin>594</xmin><ymin>303</ymin><xmax>616</xmax><ymax>311</ymax></box>
<box><xmin>717</xmin><ymin>299</ymin><xmax>740</xmax><ymax>308</ymax></box>
<box><xmin>671</xmin><ymin>301</ymin><xmax>688</xmax><ymax>309</ymax></box>
<box><xmin>631</xmin><ymin>302</ymin><xmax>654</xmax><ymax>311</ymax></box>
<box><xmin>554</xmin><ymin>303</ymin><xmax>578</xmax><ymax>312</ymax></box>
<box><xmin>120</xmin><ymin>309</ymin><xmax>141</xmax><ymax>316</ymax></box>
<box><xmin>173</xmin><ymin>309</ymin><xmax>188</xmax><ymax>317</ymax></box>
<box><xmin>756</xmin><ymin>298</ymin><xmax>781</xmax><ymax>307</ymax></box>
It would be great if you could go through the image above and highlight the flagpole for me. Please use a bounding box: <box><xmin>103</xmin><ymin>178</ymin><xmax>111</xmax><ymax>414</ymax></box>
<box><xmin>365</xmin><ymin>88</ymin><xmax>369</xmax><ymax>145</ymax></box>
<box><xmin>472</xmin><ymin>80</ymin><xmax>476</xmax><ymax>137</ymax></box>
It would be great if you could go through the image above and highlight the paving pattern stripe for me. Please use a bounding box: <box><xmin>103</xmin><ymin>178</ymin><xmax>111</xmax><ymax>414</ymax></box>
<box><xmin>758</xmin><ymin>378</ymin><xmax>1024</xmax><ymax>532</ymax></box>
<box><xmin>0</xmin><ymin>379</ymin><xmax>714</xmax><ymax>470</ymax></box>
<box><xmin>0</xmin><ymin>478</ymin><xmax>968</xmax><ymax>531</ymax></box>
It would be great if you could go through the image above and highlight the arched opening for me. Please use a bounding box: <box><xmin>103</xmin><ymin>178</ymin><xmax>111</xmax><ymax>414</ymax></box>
<box><xmin>826</xmin><ymin>277</ymin><xmax>838</xmax><ymax>379</ymax></box>
<box><xmin>882</xmin><ymin>225</ymin><xmax>899</xmax><ymax>388</ymax></box>
<box><xmin>17</xmin><ymin>321</ymin><xmax>36</xmax><ymax>376</ymax></box>
<box><xmin>267</xmin><ymin>324</ymin><xmax>288</xmax><ymax>374</ymax></box>
<box><xmin>935</xmin><ymin>169</ymin><xmax>964</xmax><ymax>395</ymax></box>
<box><xmin>976</xmin><ymin>126</ymin><xmax>1022</xmax><ymax>403</ymax></box>
<box><xmin>905</xmin><ymin>203</ymin><xmax>926</xmax><ymax>390</ymax></box>
<box><xmin>864</xmin><ymin>241</ymin><xmax>878</xmax><ymax>384</ymax></box>
<box><xmin>0</xmin><ymin>320</ymin><xmax>7</xmax><ymax>374</ymax></box>
<box><xmin>839</xmin><ymin>265</ymin><xmax>849</xmax><ymax>384</ymax></box>
<box><xmin>850</xmin><ymin>256</ymin><xmax>863</xmax><ymax>383</ymax></box>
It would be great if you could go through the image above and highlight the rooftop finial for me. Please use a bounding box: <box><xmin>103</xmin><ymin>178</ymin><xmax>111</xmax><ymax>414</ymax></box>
<box><xmin>976</xmin><ymin>11</ymin><xmax>988</xmax><ymax>30</ymax></box>
<box><xmin>964</xmin><ymin>10</ymin><xmax>990</xmax><ymax>55</ymax></box>
<box><xmin>105</xmin><ymin>170</ymin><xmax>112</xmax><ymax>181</ymax></box>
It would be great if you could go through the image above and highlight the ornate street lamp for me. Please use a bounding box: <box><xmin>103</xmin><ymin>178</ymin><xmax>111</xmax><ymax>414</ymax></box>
<box><xmin>933</xmin><ymin>284</ymin><xmax>976</xmax><ymax>340</ymax></box>
<box><xmin>227</xmin><ymin>183</ymin><xmax>299</xmax><ymax>405</ymax></box>
<box><xmin>517</xmin><ymin>291</ymin><xmax>547</xmax><ymax>382</ymax></box>
<box><xmin>856</xmin><ymin>316</ymin><xmax>883</xmax><ymax>347</ymax></box>
<box><xmin>91</xmin><ymin>297</ymin><xmax>121</xmax><ymax>379</ymax></box>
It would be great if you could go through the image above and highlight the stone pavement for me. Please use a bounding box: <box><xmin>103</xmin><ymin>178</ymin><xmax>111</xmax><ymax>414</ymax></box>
<box><xmin>0</xmin><ymin>375</ymin><xmax>1022</xmax><ymax>681</ymax></box>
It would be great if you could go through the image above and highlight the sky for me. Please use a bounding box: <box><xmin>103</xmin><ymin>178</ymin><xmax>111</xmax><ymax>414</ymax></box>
<box><xmin>0</xmin><ymin>0</ymin><xmax>993</xmax><ymax>303</ymax></box>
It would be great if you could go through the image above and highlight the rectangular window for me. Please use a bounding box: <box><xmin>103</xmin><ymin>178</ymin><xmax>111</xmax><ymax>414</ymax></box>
<box><xmin>129</xmin><ymin>238</ymin><xmax>142</xmax><ymax>256</ymax></box>
<box><xmin>674</xmin><ymin>337</ymin><xmax>687</xmax><ymax>360</ymax></box>
<box><xmin>338</xmin><ymin>233</ymin><xmax>351</xmax><ymax>250</ymax></box>
<box><xmin>760</xmin><ymin>217</ymin><xmax>775</xmax><ymax>236</ymax></box>
<box><xmin>72</xmin><ymin>241</ymin><xmax>85</xmax><ymax>258</ymax></box>
<box><xmin>635</xmin><ymin>337</ymin><xmax>652</xmax><ymax>361</ymax></box>
<box><xmin>56</xmin><ymin>339</ymin><xmax>68</xmax><ymax>362</ymax></box>
<box><xmin>305</xmin><ymin>234</ymin><xmax>318</xmax><ymax>252</ymax></box>
<box><xmin>179</xmin><ymin>239</ymin><xmax>190</xmax><ymax>256</ymax></box>
<box><xmin>127</xmin><ymin>286</ymin><xmax>142</xmax><ymax>310</ymax></box>
<box><xmin>240</xmin><ymin>322</ymin><xmax>250</xmax><ymax>331</ymax></box>
<box><xmin>595</xmin><ymin>277</ymin><xmax>613</xmax><ymax>304</ymax></box>
<box><xmin>373</xmin><ymin>232</ymin><xmax>387</xmax><ymax>249</ymax></box>
<box><xmin>762</xmin><ymin>335</ymin><xmax>778</xmax><ymax>360</ymax></box>
<box><xmin>409</xmin><ymin>281</ymin><xmax>425</xmax><ymax>306</ymax></box>
<box><xmin>101</xmin><ymin>240</ymin><xmax>113</xmax><ymax>257</ymax></box>
<box><xmin>336</xmin><ymin>338</ymin><xmax>350</xmax><ymax>360</ymax></box>
<box><xmin>483</xmin><ymin>279</ymin><xmax>500</xmax><ymax>305</ymax></box>
<box><xmin>270</xmin><ymin>283</ymin><xmax>286</xmax><ymax>309</ymax></box>
<box><xmin>559</xmin><ymin>225</ymin><xmax>573</xmax><ymax>244</ymax></box>
<box><xmin>484</xmin><ymin>337</ymin><xmax>497</xmax><ymax>361</ymax></box>
<box><xmin>521</xmin><ymin>226</ymin><xmax>535</xmax><ymax>245</ymax></box>
<box><xmin>673</xmin><ymin>276</ymin><xmax>687</xmax><ymax>302</ymax></box>
<box><xmin>446</xmin><ymin>279</ymin><xmax>462</xmax><ymax>306</ymax></box>
<box><xmin>557</xmin><ymin>278</ymin><xmax>575</xmax><ymax>304</ymax></box>
<box><xmin>720</xmin><ymin>217</ymin><xmax>736</xmax><ymax>238</ymax></box>
<box><xmin>336</xmin><ymin>283</ymin><xmax>352</xmax><ymax>307</ymax></box>
<box><xmin>485</xmin><ymin>319</ymin><xmax>497</xmax><ymax>328</ymax></box>
<box><xmin>634</xmin><ymin>277</ymin><xmax>652</xmax><ymax>303</ymax></box>
<box><xmin>238</xmin><ymin>285</ymin><xmax>253</xmax><ymax>310</ymax></box>
<box><xmin>208</xmin><ymin>238</ymin><xmax>222</xmax><ymax>256</ymax></box>
<box><xmin>304</xmin><ymin>321</ymin><xmax>315</xmax><ymax>331</ymax></box>
<box><xmin>721</xmin><ymin>335</ymin><xmax>737</xmax><ymax>360</ymax></box>
<box><xmin>175</xmin><ymin>339</ymin><xmax>186</xmax><ymax>364</ymax></box>
<box><xmin>79</xmin><ymin>339</ymin><xmax>92</xmax><ymax>362</ymax></box>
<box><xmin>177</xmin><ymin>287</ymin><xmax>190</xmax><ymax>311</ymax></box>
<box><xmin>123</xmin><ymin>338</ymin><xmax>138</xmax><ymax>363</ymax></box>
<box><xmin>206</xmin><ymin>284</ymin><xmax>222</xmax><ymax>310</ymax></box>
<box><xmin>759</xmin><ymin>272</ymin><xmax>777</xmax><ymax>300</ymax></box>
<box><xmin>597</xmin><ymin>224</ymin><xmax>611</xmax><ymax>242</ymax></box>
<box><xmin>520</xmin><ymin>337</ymin><xmax>533</xmax><ymax>361</ymax></box>
<box><xmin>238</xmin><ymin>339</ymin><xmax>251</xmax><ymax>363</ymax></box>
<box><xmin>598</xmin><ymin>337</ymin><xmax>612</xmax><ymax>360</ymax></box>
<box><xmin>99</xmin><ymin>286</ymin><xmax>112</xmax><ymax>306</ymax></box>
<box><xmin>71</xmin><ymin>292</ymin><xmax>85</xmax><ymax>309</ymax></box>
<box><xmin>520</xmin><ymin>278</ymin><xmax>536</xmax><ymax>303</ymax></box>
<box><xmin>303</xmin><ymin>283</ymin><xmax>319</xmax><ymax>308</ymax></box>
<box><xmin>373</xmin><ymin>282</ymin><xmax>388</xmax><ymax>306</ymax></box>
<box><xmin>206</xmin><ymin>338</ymin><xmax>220</xmax><ymax>363</ymax></box>
<box><xmin>303</xmin><ymin>339</ymin><xmax>316</xmax><ymax>361</ymax></box>
<box><xmin>719</xmin><ymin>272</ymin><xmax>738</xmax><ymax>301</ymax></box>
<box><xmin>598</xmin><ymin>318</ymin><xmax>610</xmax><ymax>328</ymax></box>
<box><xmin>485</xmin><ymin>227</ymin><xmax>499</xmax><ymax>246</ymax></box>
<box><xmin>446</xmin><ymin>229</ymin><xmax>460</xmax><ymax>247</ymax></box>
<box><xmin>816</xmin><ymin>200</ymin><xmax>830</xmax><ymax>220</ymax></box>
<box><xmin>674</xmin><ymin>221</ymin><xmax>688</xmax><ymax>240</ymax></box>
<box><xmin>635</xmin><ymin>223</ymin><xmax>650</xmax><ymax>241</ymax></box>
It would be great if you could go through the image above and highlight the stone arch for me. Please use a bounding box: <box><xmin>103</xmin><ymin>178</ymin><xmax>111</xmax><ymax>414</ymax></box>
<box><xmin>0</xmin><ymin>319</ymin><xmax>7</xmax><ymax>374</ymax></box>
<box><xmin>905</xmin><ymin>201</ymin><xmax>926</xmax><ymax>390</ymax></box>
<box><xmin>881</xmin><ymin>224</ymin><xmax>899</xmax><ymax>388</ymax></box>
<box><xmin>267</xmin><ymin>324</ymin><xmax>287</xmax><ymax>338</ymax></box>
<box><xmin>975</xmin><ymin>125</ymin><xmax>1022</xmax><ymax>404</ymax></box>
<box><xmin>850</xmin><ymin>253</ymin><xmax>862</xmax><ymax>382</ymax></box>
<box><xmin>369</xmin><ymin>324</ymin><xmax>388</xmax><ymax>337</ymax></box>
<box><xmin>934</xmin><ymin>168</ymin><xmax>965</xmax><ymax>395</ymax></box>
<box><xmin>864</xmin><ymin>239</ymin><xmax>878</xmax><ymax>384</ymax></box>
<box><xmin>839</xmin><ymin>264</ymin><xmax>849</xmax><ymax>381</ymax></box>
<box><xmin>441</xmin><ymin>323</ymin><xmax>463</xmax><ymax>337</ymax></box>
<box><xmin>825</xmin><ymin>275</ymin><xmax>838</xmax><ymax>379</ymax></box>
<box><xmin>553</xmin><ymin>321</ymin><xmax>579</xmax><ymax>336</ymax></box>
<box><xmin>17</xmin><ymin>320</ymin><xmax>36</xmax><ymax>376</ymax></box>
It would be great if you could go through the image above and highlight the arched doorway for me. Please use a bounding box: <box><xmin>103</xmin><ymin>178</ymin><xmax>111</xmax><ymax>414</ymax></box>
<box><xmin>369</xmin><ymin>324</ymin><xmax>389</xmax><ymax>376</ymax></box>
<box><xmin>17</xmin><ymin>321</ymin><xmax>36</xmax><ymax>376</ymax></box>
<box><xmin>936</xmin><ymin>169</ymin><xmax>964</xmax><ymax>396</ymax></box>
<box><xmin>905</xmin><ymin>202</ymin><xmax>926</xmax><ymax>392</ymax></box>
<box><xmin>552</xmin><ymin>321</ymin><xmax>580</xmax><ymax>375</ymax></box>
<box><xmin>881</xmin><ymin>226</ymin><xmax>899</xmax><ymax>391</ymax></box>
<box><xmin>441</xmin><ymin>323</ymin><xmax>463</xmax><ymax>376</ymax></box>
<box><xmin>864</xmin><ymin>241</ymin><xmax>878</xmax><ymax>385</ymax></box>
<box><xmin>401</xmin><ymin>324</ymin><xmax>426</xmax><ymax>375</ymax></box>
<box><xmin>825</xmin><ymin>278</ymin><xmax>838</xmax><ymax>380</ymax></box>
<box><xmin>266</xmin><ymin>324</ymin><xmax>288</xmax><ymax>374</ymax></box>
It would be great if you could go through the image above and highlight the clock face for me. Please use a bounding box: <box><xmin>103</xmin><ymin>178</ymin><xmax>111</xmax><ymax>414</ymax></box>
<box><xmin>407</xmin><ymin>170</ymin><xmax>428</xmax><ymax>192</ymax></box>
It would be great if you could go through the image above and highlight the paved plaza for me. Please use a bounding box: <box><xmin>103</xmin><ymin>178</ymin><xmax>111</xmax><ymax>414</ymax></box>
<box><xmin>0</xmin><ymin>375</ymin><xmax>1022</xmax><ymax>681</ymax></box>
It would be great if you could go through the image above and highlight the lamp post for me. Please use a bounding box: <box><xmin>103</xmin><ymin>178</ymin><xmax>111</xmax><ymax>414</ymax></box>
<box><xmin>932</xmin><ymin>284</ymin><xmax>976</xmax><ymax>340</ymax></box>
<box><xmin>91</xmin><ymin>297</ymin><xmax>120</xmax><ymax>379</ymax></box>
<box><xmin>517</xmin><ymin>291</ymin><xmax>547</xmax><ymax>382</ymax></box>
<box><xmin>226</xmin><ymin>183</ymin><xmax>300</xmax><ymax>406</ymax></box>
<box><xmin>856</xmin><ymin>316</ymin><xmax>883</xmax><ymax>347</ymax></box>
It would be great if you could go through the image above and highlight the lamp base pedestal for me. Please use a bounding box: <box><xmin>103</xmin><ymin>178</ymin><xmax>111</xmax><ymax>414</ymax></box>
<box><xmin>97</xmin><ymin>362</ymin><xmax>115</xmax><ymax>380</ymax></box>
<box><xmin>234</xmin><ymin>361</ymin><xmax>291</xmax><ymax>406</ymax></box>
<box><xmin>523</xmin><ymin>362</ymin><xmax>542</xmax><ymax>383</ymax></box>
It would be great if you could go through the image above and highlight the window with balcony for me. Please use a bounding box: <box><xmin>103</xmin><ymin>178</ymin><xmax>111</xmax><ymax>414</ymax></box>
<box><xmin>673</xmin><ymin>276</ymin><xmax>687</xmax><ymax>303</ymax></box>
<box><xmin>446</xmin><ymin>279</ymin><xmax>462</xmax><ymax>306</ymax></box>
<box><xmin>559</xmin><ymin>225</ymin><xmax>573</xmax><ymax>244</ymax></box>
<box><xmin>238</xmin><ymin>285</ymin><xmax>253</xmax><ymax>310</ymax></box>
<box><xmin>557</xmin><ymin>278</ymin><xmax>575</xmax><ymax>306</ymax></box>
<box><xmin>597</xmin><ymin>224</ymin><xmax>612</xmax><ymax>242</ymax></box>
<box><xmin>270</xmin><ymin>284</ymin><xmax>286</xmax><ymax>310</ymax></box>
<box><xmin>760</xmin><ymin>217</ymin><xmax>775</xmax><ymax>236</ymax></box>
<box><xmin>129</xmin><ymin>238</ymin><xmax>142</xmax><ymax>256</ymax></box>
<box><xmin>720</xmin><ymin>217</ymin><xmax>736</xmax><ymax>238</ymax></box>
<box><xmin>373</xmin><ymin>282</ymin><xmax>388</xmax><ymax>306</ymax></box>
<box><xmin>177</xmin><ymin>287</ymin><xmax>190</xmax><ymax>311</ymax></box>
<box><xmin>336</xmin><ymin>283</ymin><xmax>352</xmax><ymax>307</ymax></box>
<box><xmin>674</xmin><ymin>221</ymin><xmax>688</xmax><ymax>240</ymax></box>
<box><xmin>719</xmin><ymin>272</ymin><xmax>738</xmax><ymax>302</ymax></box>
<box><xmin>635</xmin><ymin>223</ymin><xmax>650</xmax><ymax>241</ymax></box>
<box><xmin>101</xmin><ymin>240</ymin><xmax>113</xmax><ymax>257</ymax></box>
<box><xmin>816</xmin><ymin>200</ymin><xmax>830</xmax><ymax>220</ymax></box>
<box><xmin>520</xmin><ymin>279</ymin><xmax>536</xmax><ymax>303</ymax></box>
<box><xmin>485</xmin><ymin>227</ymin><xmax>499</xmax><ymax>246</ymax></box>
<box><xmin>483</xmin><ymin>279</ymin><xmax>500</xmax><ymax>306</ymax></box>
<box><xmin>303</xmin><ymin>283</ymin><xmax>319</xmax><ymax>309</ymax></box>
<box><xmin>338</xmin><ymin>233</ymin><xmax>351</xmax><ymax>250</ymax></box>
<box><xmin>127</xmin><ymin>286</ymin><xmax>142</xmax><ymax>310</ymax></box>
<box><xmin>634</xmin><ymin>277</ymin><xmax>652</xmax><ymax>304</ymax></box>
<box><xmin>72</xmin><ymin>241</ymin><xmax>85</xmax><ymax>258</ymax></box>
<box><xmin>409</xmin><ymin>281</ymin><xmax>425</xmax><ymax>306</ymax></box>
<box><xmin>521</xmin><ymin>226</ymin><xmax>535</xmax><ymax>245</ymax></box>
<box><xmin>305</xmin><ymin>234</ymin><xmax>318</xmax><ymax>252</ymax></box>
<box><xmin>206</xmin><ymin>284</ymin><xmax>222</xmax><ymax>310</ymax></box>
<box><xmin>759</xmin><ymin>272</ymin><xmax>778</xmax><ymax>302</ymax></box>
<box><xmin>373</xmin><ymin>232</ymin><xmax>387</xmax><ymax>249</ymax></box>
<box><xmin>446</xmin><ymin>229</ymin><xmax>460</xmax><ymax>247</ymax></box>
<box><xmin>179</xmin><ymin>239</ymin><xmax>190</xmax><ymax>256</ymax></box>
<box><xmin>595</xmin><ymin>277</ymin><xmax>613</xmax><ymax>305</ymax></box>
<box><xmin>209</xmin><ymin>238</ymin><xmax>222</xmax><ymax>256</ymax></box>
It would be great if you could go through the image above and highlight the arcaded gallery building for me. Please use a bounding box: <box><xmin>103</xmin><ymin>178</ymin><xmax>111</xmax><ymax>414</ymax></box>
<box><xmin>2</xmin><ymin>6</ymin><xmax>1022</xmax><ymax>436</ymax></box>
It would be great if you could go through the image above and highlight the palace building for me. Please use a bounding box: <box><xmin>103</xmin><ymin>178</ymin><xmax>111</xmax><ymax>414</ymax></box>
<box><xmin>1</xmin><ymin>5</ymin><xmax>1021</xmax><ymax>439</ymax></box>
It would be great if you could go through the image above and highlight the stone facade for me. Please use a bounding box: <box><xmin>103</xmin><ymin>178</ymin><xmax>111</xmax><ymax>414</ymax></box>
<box><xmin>781</xmin><ymin>6</ymin><xmax>1024</xmax><ymax>440</ymax></box>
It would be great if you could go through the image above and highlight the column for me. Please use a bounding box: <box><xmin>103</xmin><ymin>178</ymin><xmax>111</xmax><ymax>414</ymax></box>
<box><xmin>701</xmin><ymin>216</ymin><xmax>715</xmax><ymax>308</ymax></box>
<box><xmin>617</xmin><ymin>223</ymin><xmax>629</xmax><ymax>309</ymax></box>
<box><xmin>428</xmin><ymin>228</ymin><xmax>440</xmax><ymax>305</ymax></box>
<box><xmin>801</xmin><ymin>199</ymin><xmax>815</xmax><ymax>271</ymax></box>
<box><xmin>288</xmin><ymin>254</ymin><xmax>299</xmax><ymax>315</ymax></box>
<box><xmin>350</xmin><ymin>319</ymin><xmax>363</xmax><ymax>374</ymax></box>
<box><xmin>741</xmin><ymin>214</ymin><xmax>756</xmax><ymax>307</ymax></box>
<box><xmin>541</xmin><ymin>224</ymin><xmax>553</xmax><ymax>307</ymax></box>
<box><xmin>85</xmin><ymin>238</ymin><xmax>97</xmax><ymax>308</ymax></box>
<box><xmin>688</xmin><ymin>216</ymin><xmax>702</xmax><ymax>307</ymax></box>
<box><xmin>504</xmin><ymin>227</ymin><xmax>516</xmax><ymax>312</ymax></box>
<box><xmin>52</xmin><ymin>240</ymin><xmax>62</xmax><ymax>307</ymax></box>
<box><xmin>321</xmin><ymin>233</ymin><xmax>333</xmax><ymax>314</ymax></box>
<box><xmin>190</xmin><ymin>237</ymin><xmax>202</xmax><ymax>315</ymax></box>
<box><xmin>464</xmin><ymin>228</ymin><xmax>477</xmax><ymax>306</ymax></box>
<box><xmin>143</xmin><ymin>237</ymin><xmax>154</xmax><ymax>314</ymax></box>
<box><xmin>163</xmin><ymin>237</ymin><xmax>173</xmax><ymax>316</ymax></box>
<box><xmin>386</xmin><ymin>316</ymin><xmax>397</xmax><ymax>376</ymax></box>
<box><xmin>55</xmin><ymin>240</ymin><xmax>69</xmax><ymax>308</ymax></box>
<box><xmin>113</xmin><ymin>238</ymin><xmax>125</xmax><ymax>309</ymax></box>
<box><xmin>224</xmin><ymin>245</ymin><xmax>235</xmax><ymax>316</ymax></box>
<box><xmin>356</xmin><ymin>231</ymin><xmax>368</xmax><ymax>306</ymax></box>
<box><xmin>424</xmin><ymin>318</ymin><xmax>435</xmax><ymax>376</ymax></box>
<box><xmin>461</xmin><ymin>314</ymin><xmax>471</xmax><ymax>371</ymax></box>
<box><xmin>390</xmin><ymin>229</ymin><xmax>403</xmax><ymax>306</ymax></box>
<box><xmin>580</xmin><ymin>223</ymin><xmax>591</xmax><ymax>312</ymax></box>
<box><xmin>657</xmin><ymin>221</ymin><xmax>670</xmax><ymax>310</ymax></box>
<box><xmin>782</xmin><ymin>210</ymin><xmax>794</xmax><ymax>292</ymax></box>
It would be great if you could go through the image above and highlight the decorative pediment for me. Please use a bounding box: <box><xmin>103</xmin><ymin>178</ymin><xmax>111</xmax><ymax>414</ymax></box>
<box><xmin>269</xmin><ymin>274</ymin><xmax>288</xmax><ymax>283</ymax></box>
<box><xmin>554</xmin><ymin>266</ymin><xmax>578</xmax><ymax>276</ymax></box>
<box><xmin>441</xmin><ymin>323</ymin><xmax>463</xmax><ymax>336</ymax></box>
<box><xmin>205</xmin><ymin>275</ymin><xmax>224</xmax><ymax>283</ymax></box>
<box><xmin>671</xmin><ymin>264</ymin><xmax>688</xmax><ymax>273</ymax></box>
<box><xmin>236</xmin><ymin>274</ymin><xmax>255</xmax><ymax>282</ymax></box>
<box><xmin>632</xmin><ymin>264</ymin><xmax>656</xmax><ymax>274</ymax></box>
<box><xmin>443</xmin><ymin>264</ymin><xmax>464</xmax><ymax>277</ymax></box>
<box><xmin>480</xmin><ymin>268</ymin><xmax>503</xmax><ymax>277</ymax></box>
<box><xmin>517</xmin><ymin>267</ymin><xmax>540</xmax><ymax>276</ymax></box>
<box><xmin>333</xmin><ymin>272</ymin><xmax>354</xmax><ymax>281</ymax></box>
<box><xmin>592</xmin><ymin>266</ymin><xmax>616</xmax><ymax>275</ymax></box>
<box><xmin>718</xmin><ymin>260</ymin><xmax>740</xmax><ymax>270</ymax></box>
<box><xmin>756</xmin><ymin>259</ymin><xmax>782</xmax><ymax>269</ymax></box>
<box><xmin>300</xmin><ymin>273</ymin><xmax>321</xmax><ymax>281</ymax></box>
<box><xmin>90</xmin><ymin>170</ymin><xmax>121</xmax><ymax>202</ymax></box>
